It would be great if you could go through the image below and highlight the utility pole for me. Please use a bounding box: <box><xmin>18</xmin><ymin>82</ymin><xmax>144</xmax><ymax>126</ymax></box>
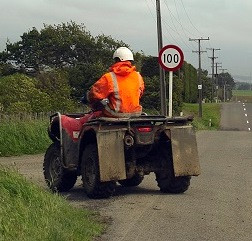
<box><xmin>220</xmin><ymin>68</ymin><xmax>227</xmax><ymax>102</ymax></box>
<box><xmin>207</xmin><ymin>48</ymin><xmax>220</xmax><ymax>102</ymax></box>
<box><xmin>215</xmin><ymin>62</ymin><xmax>222</xmax><ymax>102</ymax></box>
<box><xmin>189</xmin><ymin>37</ymin><xmax>210</xmax><ymax>118</ymax></box>
<box><xmin>250</xmin><ymin>72</ymin><xmax>252</xmax><ymax>91</ymax></box>
<box><xmin>156</xmin><ymin>0</ymin><xmax>167</xmax><ymax>116</ymax></box>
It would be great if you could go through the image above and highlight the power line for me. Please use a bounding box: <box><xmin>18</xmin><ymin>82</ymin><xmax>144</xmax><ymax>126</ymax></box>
<box><xmin>173</xmin><ymin>0</ymin><xmax>181</xmax><ymax>22</ymax></box>
<box><xmin>146</xmin><ymin>0</ymin><xmax>182</xmax><ymax>48</ymax></box>
<box><xmin>163</xmin><ymin>0</ymin><xmax>194</xmax><ymax>50</ymax></box>
<box><xmin>163</xmin><ymin>0</ymin><xmax>192</xmax><ymax>36</ymax></box>
<box><xmin>180</xmin><ymin>0</ymin><xmax>201</xmax><ymax>35</ymax></box>
<box><xmin>179</xmin><ymin>0</ymin><xmax>214</xmax><ymax>67</ymax></box>
<box><xmin>144</xmin><ymin>0</ymin><xmax>157</xmax><ymax>22</ymax></box>
<box><xmin>163</xmin><ymin>0</ymin><xmax>179</xmax><ymax>32</ymax></box>
<box><xmin>162</xmin><ymin>19</ymin><xmax>191</xmax><ymax>49</ymax></box>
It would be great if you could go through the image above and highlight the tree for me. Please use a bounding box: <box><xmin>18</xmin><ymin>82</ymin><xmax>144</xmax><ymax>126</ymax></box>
<box><xmin>0</xmin><ymin>22</ymin><xmax>97</xmax><ymax>74</ymax></box>
<box><xmin>217</xmin><ymin>72</ymin><xmax>235</xmax><ymax>101</ymax></box>
<box><xmin>0</xmin><ymin>21</ymin><xmax>210</xmax><ymax>113</ymax></box>
<box><xmin>140</xmin><ymin>56</ymin><xmax>194</xmax><ymax>113</ymax></box>
<box><xmin>94</xmin><ymin>34</ymin><xmax>129</xmax><ymax>67</ymax></box>
<box><xmin>0</xmin><ymin>22</ymin><xmax>133</xmax><ymax>101</ymax></box>
<box><xmin>172</xmin><ymin>75</ymin><xmax>184</xmax><ymax>115</ymax></box>
<box><xmin>141</xmin><ymin>76</ymin><xmax>160</xmax><ymax>111</ymax></box>
<box><xmin>181</xmin><ymin>61</ymin><xmax>198</xmax><ymax>103</ymax></box>
<box><xmin>0</xmin><ymin>63</ymin><xmax>16</xmax><ymax>77</ymax></box>
<box><xmin>217</xmin><ymin>72</ymin><xmax>235</xmax><ymax>88</ymax></box>
<box><xmin>0</xmin><ymin>74</ymin><xmax>51</xmax><ymax>113</ymax></box>
<box><xmin>141</xmin><ymin>56</ymin><xmax>159</xmax><ymax>78</ymax></box>
<box><xmin>236</xmin><ymin>82</ymin><xmax>251</xmax><ymax>90</ymax></box>
<box><xmin>201</xmin><ymin>70</ymin><xmax>212</xmax><ymax>102</ymax></box>
<box><xmin>67</xmin><ymin>61</ymin><xmax>107</xmax><ymax>99</ymax></box>
<box><xmin>36</xmin><ymin>70</ymin><xmax>76</xmax><ymax>112</ymax></box>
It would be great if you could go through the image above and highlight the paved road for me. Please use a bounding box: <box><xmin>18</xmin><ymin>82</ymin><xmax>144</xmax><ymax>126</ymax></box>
<box><xmin>221</xmin><ymin>102</ymin><xmax>252</xmax><ymax>131</ymax></box>
<box><xmin>1</xmin><ymin>102</ymin><xmax>252</xmax><ymax>241</ymax></box>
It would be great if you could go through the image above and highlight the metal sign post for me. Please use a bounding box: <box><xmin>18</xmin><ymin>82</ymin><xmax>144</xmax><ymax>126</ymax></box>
<box><xmin>169</xmin><ymin>71</ymin><xmax>173</xmax><ymax>117</ymax></box>
<box><xmin>158</xmin><ymin>45</ymin><xmax>184</xmax><ymax>117</ymax></box>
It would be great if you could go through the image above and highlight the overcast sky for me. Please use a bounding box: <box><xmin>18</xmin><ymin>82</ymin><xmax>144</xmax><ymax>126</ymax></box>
<box><xmin>1</xmin><ymin>0</ymin><xmax>252</xmax><ymax>81</ymax></box>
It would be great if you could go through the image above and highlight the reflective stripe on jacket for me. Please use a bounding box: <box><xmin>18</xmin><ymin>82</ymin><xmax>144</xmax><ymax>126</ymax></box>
<box><xmin>88</xmin><ymin>61</ymin><xmax>144</xmax><ymax>117</ymax></box>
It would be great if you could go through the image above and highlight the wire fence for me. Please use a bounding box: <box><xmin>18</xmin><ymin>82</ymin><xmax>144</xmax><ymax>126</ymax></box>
<box><xmin>0</xmin><ymin>112</ymin><xmax>53</xmax><ymax>122</ymax></box>
<box><xmin>0</xmin><ymin>108</ymin><xmax>89</xmax><ymax>122</ymax></box>
<box><xmin>0</xmin><ymin>104</ymin><xmax>91</xmax><ymax>122</ymax></box>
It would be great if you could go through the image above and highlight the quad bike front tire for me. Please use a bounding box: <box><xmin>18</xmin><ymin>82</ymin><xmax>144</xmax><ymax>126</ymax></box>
<box><xmin>155</xmin><ymin>141</ymin><xmax>191</xmax><ymax>194</ymax></box>
<box><xmin>118</xmin><ymin>173</ymin><xmax>144</xmax><ymax>187</ymax></box>
<box><xmin>43</xmin><ymin>142</ymin><xmax>77</xmax><ymax>192</ymax></box>
<box><xmin>81</xmin><ymin>144</ymin><xmax>116</xmax><ymax>199</ymax></box>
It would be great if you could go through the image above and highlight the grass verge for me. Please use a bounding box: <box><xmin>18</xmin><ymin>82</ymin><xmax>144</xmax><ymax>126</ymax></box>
<box><xmin>0</xmin><ymin>103</ymin><xmax>221</xmax><ymax>157</ymax></box>
<box><xmin>232</xmin><ymin>90</ymin><xmax>252</xmax><ymax>102</ymax></box>
<box><xmin>232</xmin><ymin>90</ymin><xmax>252</xmax><ymax>96</ymax></box>
<box><xmin>182</xmin><ymin>103</ymin><xmax>221</xmax><ymax>130</ymax></box>
<box><xmin>0</xmin><ymin>166</ymin><xmax>104</xmax><ymax>241</ymax></box>
<box><xmin>0</xmin><ymin>120</ymin><xmax>51</xmax><ymax>157</ymax></box>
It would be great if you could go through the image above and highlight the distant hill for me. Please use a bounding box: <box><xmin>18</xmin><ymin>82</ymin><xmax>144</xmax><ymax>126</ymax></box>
<box><xmin>233</xmin><ymin>75</ymin><xmax>251</xmax><ymax>83</ymax></box>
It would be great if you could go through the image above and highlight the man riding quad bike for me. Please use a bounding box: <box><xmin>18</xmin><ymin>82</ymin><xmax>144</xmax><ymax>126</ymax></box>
<box><xmin>43</xmin><ymin>47</ymin><xmax>200</xmax><ymax>199</ymax></box>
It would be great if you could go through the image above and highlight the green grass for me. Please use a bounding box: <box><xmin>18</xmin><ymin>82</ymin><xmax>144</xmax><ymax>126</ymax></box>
<box><xmin>232</xmin><ymin>90</ymin><xmax>252</xmax><ymax>96</ymax></box>
<box><xmin>0</xmin><ymin>166</ymin><xmax>104</xmax><ymax>241</ymax></box>
<box><xmin>0</xmin><ymin>120</ymin><xmax>51</xmax><ymax>157</ymax></box>
<box><xmin>232</xmin><ymin>90</ymin><xmax>252</xmax><ymax>102</ymax></box>
<box><xmin>182</xmin><ymin>103</ymin><xmax>221</xmax><ymax>130</ymax></box>
<box><xmin>0</xmin><ymin>103</ymin><xmax>221</xmax><ymax>157</ymax></box>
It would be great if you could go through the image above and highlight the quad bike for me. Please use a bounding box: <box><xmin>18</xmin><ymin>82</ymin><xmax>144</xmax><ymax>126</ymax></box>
<box><xmin>43</xmin><ymin>102</ymin><xmax>200</xmax><ymax>199</ymax></box>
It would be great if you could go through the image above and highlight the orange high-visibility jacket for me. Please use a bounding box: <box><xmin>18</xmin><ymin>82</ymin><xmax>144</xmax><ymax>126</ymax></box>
<box><xmin>88</xmin><ymin>61</ymin><xmax>145</xmax><ymax>117</ymax></box>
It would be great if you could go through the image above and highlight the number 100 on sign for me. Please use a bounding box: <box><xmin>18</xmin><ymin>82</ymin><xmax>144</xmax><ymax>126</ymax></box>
<box><xmin>158</xmin><ymin>45</ymin><xmax>184</xmax><ymax>72</ymax></box>
<box><xmin>163</xmin><ymin>52</ymin><xmax>179</xmax><ymax>65</ymax></box>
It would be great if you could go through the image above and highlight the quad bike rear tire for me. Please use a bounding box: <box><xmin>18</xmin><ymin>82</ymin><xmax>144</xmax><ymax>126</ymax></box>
<box><xmin>118</xmin><ymin>174</ymin><xmax>144</xmax><ymax>187</ymax></box>
<box><xmin>43</xmin><ymin>142</ymin><xmax>77</xmax><ymax>192</ymax></box>
<box><xmin>81</xmin><ymin>144</ymin><xmax>116</xmax><ymax>199</ymax></box>
<box><xmin>155</xmin><ymin>141</ymin><xmax>191</xmax><ymax>194</ymax></box>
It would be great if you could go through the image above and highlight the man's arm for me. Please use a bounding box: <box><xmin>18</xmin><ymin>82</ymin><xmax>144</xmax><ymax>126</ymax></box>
<box><xmin>139</xmin><ymin>75</ymin><xmax>145</xmax><ymax>98</ymax></box>
<box><xmin>88</xmin><ymin>74</ymin><xmax>111</xmax><ymax>102</ymax></box>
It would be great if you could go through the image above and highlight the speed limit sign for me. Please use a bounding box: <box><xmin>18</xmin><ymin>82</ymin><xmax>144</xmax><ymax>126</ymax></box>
<box><xmin>158</xmin><ymin>45</ymin><xmax>184</xmax><ymax>117</ymax></box>
<box><xmin>158</xmin><ymin>45</ymin><xmax>184</xmax><ymax>71</ymax></box>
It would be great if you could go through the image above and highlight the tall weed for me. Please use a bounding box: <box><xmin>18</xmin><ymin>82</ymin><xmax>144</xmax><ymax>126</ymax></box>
<box><xmin>0</xmin><ymin>120</ymin><xmax>51</xmax><ymax>157</ymax></box>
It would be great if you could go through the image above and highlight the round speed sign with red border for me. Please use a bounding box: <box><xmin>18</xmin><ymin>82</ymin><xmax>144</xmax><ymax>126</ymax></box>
<box><xmin>158</xmin><ymin>45</ymin><xmax>184</xmax><ymax>72</ymax></box>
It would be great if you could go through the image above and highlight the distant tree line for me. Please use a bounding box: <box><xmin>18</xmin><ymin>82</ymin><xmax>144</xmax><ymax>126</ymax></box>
<box><xmin>235</xmin><ymin>81</ymin><xmax>251</xmax><ymax>90</ymax></box>
<box><xmin>0</xmin><ymin>21</ymin><xmax>235</xmax><ymax>115</ymax></box>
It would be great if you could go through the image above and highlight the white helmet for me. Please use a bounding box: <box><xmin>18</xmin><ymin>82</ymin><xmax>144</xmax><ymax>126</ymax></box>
<box><xmin>113</xmin><ymin>47</ymin><xmax>134</xmax><ymax>61</ymax></box>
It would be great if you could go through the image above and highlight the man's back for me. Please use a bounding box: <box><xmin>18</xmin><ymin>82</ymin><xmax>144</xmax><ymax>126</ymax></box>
<box><xmin>89</xmin><ymin>61</ymin><xmax>144</xmax><ymax>117</ymax></box>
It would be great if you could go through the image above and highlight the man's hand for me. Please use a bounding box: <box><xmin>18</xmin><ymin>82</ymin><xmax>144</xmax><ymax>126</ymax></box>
<box><xmin>80</xmin><ymin>91</ymin><xmax>90</xmax><ymax>105</ymax></box>
<box><xmin>80</xmin><ymin>95</ymin><xmax>88</xmax><ymax>104</ymax></box>
<box><xmin>90</xmin><ymin>98</ymin><xmax>109</xmax><ymax>111</ymax></box>
<box><xmin>100</xmin><ymin>98</ymin><xmax>109</xmax><ymax>106</ymax></box>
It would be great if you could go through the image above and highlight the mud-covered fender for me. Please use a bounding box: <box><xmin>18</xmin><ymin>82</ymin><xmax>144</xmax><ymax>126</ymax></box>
<box><xmin>96</xmin><ymin>129</ymin><xmax>127</xmax><ymax>182</ymax></box>
<box><xmin>48</xmin><ymin>112</ymin><xmax>79</xmax><ymax>170</ymax></box>
<box><xmin>48</xmin><ymin>112</ymin><xmax>62</xmax><ymax>143</ymax></box>
<box><xmin>164</xmin><ymin>125</ymin><xmax>201</xmax><ymax>176</ymax></box>
<box><xmin>79</xmin><ymin>128</ymin><xmax>127</xmax><ymax>182</ymax></box>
